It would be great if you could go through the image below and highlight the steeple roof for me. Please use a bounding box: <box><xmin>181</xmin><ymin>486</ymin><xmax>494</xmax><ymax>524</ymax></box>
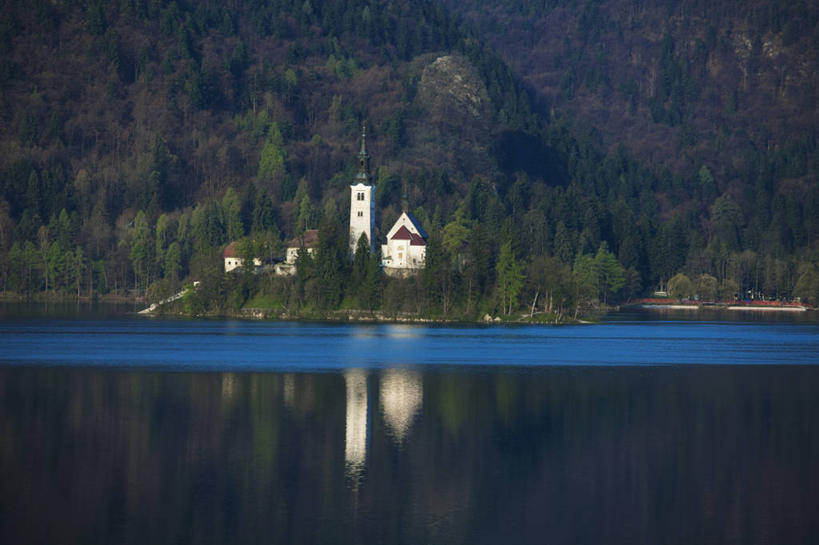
<box><xmin>355</xmin><ymin>123</ymin><xmax>371</xmax><ymax>183</ymax></box>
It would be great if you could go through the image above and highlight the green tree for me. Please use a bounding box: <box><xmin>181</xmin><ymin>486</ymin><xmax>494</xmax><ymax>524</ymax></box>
<box><xmin>165</xmin><ymin>241</ymin><xmax>182</xmax><ymax>282</ymax></box>
<box><xmin>257</xmin><ymin>121</ymin><xmax>285</xmax><ymax>181</ymax></box>
<box><xmin>251</xmin><ymin>188</ymin><xmax>275</xmax><ymax>234</ymax></box>
<box><xmin>69</xmin><ymin>247</ymin><xmax>85</xmax><ymax>298</ymax></box>
<box><xmin>668</xmin><ymin>272</ymin><xmax>693</xmax><ymax>300</ymax></box>
<box><xmin>553</xmin><ymin>221</ymin><xmax>574</xmax><ymax>264</ymax></box>
<box><xmin>47</xmin><ymin>242</ymin><xmax>66</xmax><ymax>294</ymax></box>
<box><xmin>155</xmin><ymin>213</ymin><xmax>170</xmax><ymax>274</ymax></box>
<box><xmin>294</xmin><ymin>179</ymin><xmax>313</xmax><ymax>234</ymax></box>
<box><xmin>695</xmin><ymin>273</ymin><xmax>718</xmax><ymax>301</ymax></box>
<box><xmin>360</xmin><ymin>245</ymin><xmax>382</xmax><ymax>311</ymax></box>
<box><xmin>37</xmin><ymin>226</ymin><xmax>50</xmax><ymax>292</ymax></box>
<box><xmin>572</xmin><ymin>253</ymin><xmax>597</xmax><ymax>318</ymax></box>
<box><xmin>593</xmin><ymin>242</ymin><xmax>625</xmax><ymax>304</ymax></box>
<box><xmin>442</xmin><ymin>210</ymin><xmax>472</xmax><ymax>258</ymax></box>
<box><xmin>221</xmin><ymin>188</ymin><xmax>244</xmax><ymax>241</ymax></box>
<box><xmin>130</xmin><ymin>211</ymin><xmax>154</xmax><ymax>294</ymax></box>
<box><xmin>527</xmin><ymin>255</ymin><xmax>571</xmax><ymax>319</ymax></box>
<box><xmin>711</xmin><ymin>196</ymin><xmax>744</xmax><ymax>250</ymax></box>
<box><xmin>794</xmin><ymin>263</ymin><xmax>819</xmax><ymax>306</ymax></box>
<box><xmin>496</xmin><ymin>241</ymin><xmax>525</xmax><ymax>315</ymax></box>
<box><xmin>312</xmin><ymin>203</ymin><xmax>346</xmax><ymax>309</ymax></box>
<box><xmin>424</xmin><ymin>233</ymin><xmax>456</xmax><ymax>315</ymax></box>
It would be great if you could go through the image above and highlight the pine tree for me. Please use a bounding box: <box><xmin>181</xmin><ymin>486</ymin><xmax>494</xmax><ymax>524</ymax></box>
<box><xmin>496</xmin><ymin>241</ymin><xmax>525</xmax><ymax>315</ymax></box>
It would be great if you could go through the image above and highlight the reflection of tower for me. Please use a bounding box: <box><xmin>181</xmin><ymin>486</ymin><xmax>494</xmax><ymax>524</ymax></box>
<box><xmin>349</xmin><ymin>124</ymin><xmax>375</xmax><ymax>254</ymax></box>
<box><xmin>283</xmin><ymin>374</ymin><xmax>295</xmax><ymax>408</ymax></box>
<box><xmin>221</xmin><ymin>373</ymin><xmax>237</xmax><ymax>400</ymax></box>
<box><xmin>344</xmin><ymin>369</ymin><xmax>369</xmax><ymax>481</ymax></box>
<box><xmin>379</xmin><ymin>368</ymin><xmax>423</xmax><ymax>444</ymax></box>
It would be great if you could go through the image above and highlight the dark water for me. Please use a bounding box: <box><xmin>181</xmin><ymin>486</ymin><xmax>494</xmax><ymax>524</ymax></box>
<box><xmin>1</xmin><ymin>307</ymin><xmax>818</xmax><ymax>544</ymax></box>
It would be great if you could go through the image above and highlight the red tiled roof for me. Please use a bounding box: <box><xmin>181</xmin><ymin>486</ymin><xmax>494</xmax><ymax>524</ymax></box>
<box><xmin>391</xmin><ymin>225</ymin><xmax>413</xmax><ymax>240</ymax></box>
<box><xmin>409</xmin><ymin>232</ymin><xmax>426</xmax><ymax>246</ymax></box>
<box><xmin>223</xmin><ymin>242</ymin><xmax>238</xmax><ymax>258</ymax></box>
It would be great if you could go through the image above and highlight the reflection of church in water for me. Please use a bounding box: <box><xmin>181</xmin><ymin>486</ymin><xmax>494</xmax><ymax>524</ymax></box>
<box><xmin>344</xmin><ymin>368</ymin><xmax>423</xmax><ymax>481</ymax></box>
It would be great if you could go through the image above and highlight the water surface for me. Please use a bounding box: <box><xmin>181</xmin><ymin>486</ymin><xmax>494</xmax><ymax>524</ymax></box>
<box><xmin>1</xmin><ymin>307</ymin><xmax>817</xmax><ymax>544</ymax></box>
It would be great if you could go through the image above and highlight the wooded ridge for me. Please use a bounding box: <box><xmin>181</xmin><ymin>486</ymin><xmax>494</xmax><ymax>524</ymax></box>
<box><xmin>0</xmin><ymin>0</ymin><xmax>817</xmax><ymax>317</ymax></box>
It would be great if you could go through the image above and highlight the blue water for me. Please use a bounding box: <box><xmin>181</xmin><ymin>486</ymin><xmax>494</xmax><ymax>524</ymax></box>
<box><xmin>1</xmin><ymin>307</ymin><xmax>818</xmax><ymax>544</ymax></box>
<box><xmin>2</xmin><ymin>316</ymin><xmax>818</xmax><ymax>369</ymax></box>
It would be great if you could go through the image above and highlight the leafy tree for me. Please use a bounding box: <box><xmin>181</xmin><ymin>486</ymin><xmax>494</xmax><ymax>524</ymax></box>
<box><xmin>526</xmin><ymin>255</ymin><xmax>571</xmax><ymax>318</ymax></box>
<box><xmin>130</xmin><ymin>210</ymin><xmax>154</xmax><ymax>294</ymax></box>
<box><xmin>695</xmin><ymin>273</ymin><xmax>718</xmax><ymax>301</ymax></box>
<box><xmin>572</xmin><ymin>254</ymin><xmax>597</xmax><ymax>318</ymax></box>
<box><xmin>668</xmin><ymin>273</ymin><xmax>693</xmax><ymax>300</ymax></box>
<box><xmin>165</xmin><ymin>241</ymin><xmax>182</xmax><ymax>282</ymax></box>
<box><xmin>496</xmin><ymin>241</ymin><xmax>525</xmax><ymax>315</ymax></box>
<box><xmin>221</xmin><ymin>188</ymin><xmax>244</xmax><ymax>242</ymax></box>
<box><xmin>441</xmin><ymin>210</ymin><xmax>471</xmax><ymax>259</ymax></box>
<box><xmin>69</xmin><ymin>247</ymin><xmax>84</xmax><ymax>298</ymax></box>
<box><xmin>794</xmin><ymin>263</ymin><xmax>819</xmax><ymax>306</ymax></box>
<box><xmin>257</xmin><ymin>122</ymin><xmax>285</xmax><ymax>182</ymax></box>
<box><xmin>719</xmin><ymin>278</ymin><xmax>739</xmax><ymax>301</ymax></box>
<box><xmin>593</xmin><ymin>242</ymin><xmax>624</xmax><ymax>304</ymax></box>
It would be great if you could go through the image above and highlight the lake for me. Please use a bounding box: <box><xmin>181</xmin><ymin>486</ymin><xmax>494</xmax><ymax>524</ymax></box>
<box><xmin>1</xmin><ymin>305</ymin><xmax>818</xmax><ymax>544</ymax></box>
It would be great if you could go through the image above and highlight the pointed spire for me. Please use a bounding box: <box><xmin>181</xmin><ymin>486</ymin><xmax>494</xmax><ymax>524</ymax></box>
<box><xmin>355</xmin><ymin>121</ymin><xmax>371</xmax><ymax>183</ymax></box>
<box><xmin>359</xmin><ymin>122</ymin><xmax>367</xmax><ymax>157</ymax></box>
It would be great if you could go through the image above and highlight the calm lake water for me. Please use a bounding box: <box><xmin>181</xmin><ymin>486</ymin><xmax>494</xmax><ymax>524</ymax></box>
<box><xmin>1</xmin><ymin>305</ymin><xmax>818</xmax><ymax>544</ymax></box>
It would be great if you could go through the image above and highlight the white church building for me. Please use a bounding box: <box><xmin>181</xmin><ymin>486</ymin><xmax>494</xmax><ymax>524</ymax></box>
<box><xmin>380</xmin><ymin>212</ymin><xmax>428</xmax><ymax>271</ymax></box>
<box><xmin>349</xmin><ymin>125</ymin><xmax>428</xmax><ymax>274</ymax></box>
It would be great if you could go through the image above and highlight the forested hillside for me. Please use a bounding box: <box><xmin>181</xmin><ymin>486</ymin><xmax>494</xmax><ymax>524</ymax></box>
<box><xmin>443</xmin><ymin>1</ymin><xmax>819</xmax><ymax>175</ymax></box>
<box><xmin>0</xmin><ymin>0</ymin><xmax>817</xmax><ymax>316</ymax></box>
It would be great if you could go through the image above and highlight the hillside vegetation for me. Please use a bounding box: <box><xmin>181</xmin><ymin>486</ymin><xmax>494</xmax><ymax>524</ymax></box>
<box><xmin>0</xmin><ymin>0</ymin><xmax>817</xmax><ymax>315</ymax></box>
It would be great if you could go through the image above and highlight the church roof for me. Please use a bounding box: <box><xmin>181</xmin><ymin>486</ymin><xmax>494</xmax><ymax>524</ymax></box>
<box><xmin>390</xmin><ymin>225</ymin><xmax>426</xmax><ymax>246</ymax></box>
<box><xmin>385</xmin><ymin>212</ymin><xmax>429</xmax><ymax>245</ymax></box>
<box><xmin>405</xmin><ymin>212</ymin><xmax>429</xmax><ymax>240</ymax></box>
<box><xmin>409</xmin><ymin>232</ymin><xmax>426</xmax><ymax>246</ymax></box>
<box><xmin>391</xmin><ymin>226</ymin><xmax>412</xmax><ymax>240</ymax></box>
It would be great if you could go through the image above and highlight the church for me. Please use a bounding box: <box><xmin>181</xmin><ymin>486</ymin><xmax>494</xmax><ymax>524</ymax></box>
<box><xmin>224</xmin><ymin>126</ymin><xmax>427</xmax><ymax>275</ymax></box>
<box><xmin>349</xmin><ymin>125</ymin><xmax>428</xmax><ymax>274</ymax></box>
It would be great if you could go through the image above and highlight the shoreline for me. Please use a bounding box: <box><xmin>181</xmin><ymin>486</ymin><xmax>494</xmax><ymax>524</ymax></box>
<box><xmin>627</xmin><ymin>302</ymin><xmax>811</xmax><ymax>312</ymax></box>
<box><xmin>145</xmin><ymin>306</ymin><xmax>589</xmax><ymax>326</ymax></box>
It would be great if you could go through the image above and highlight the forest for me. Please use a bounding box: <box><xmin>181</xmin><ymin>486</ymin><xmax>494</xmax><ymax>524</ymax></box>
<box><xmin>0</xmin><ymin>0</ymin><xmax>817</xmax><ymax>318</ymax></box>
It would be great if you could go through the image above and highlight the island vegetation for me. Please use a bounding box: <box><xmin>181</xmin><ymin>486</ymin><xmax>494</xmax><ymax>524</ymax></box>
<box><xmin>0</xmin><ymin>0</ymin><xmax>817</xmax><ymax>321</ymax></box>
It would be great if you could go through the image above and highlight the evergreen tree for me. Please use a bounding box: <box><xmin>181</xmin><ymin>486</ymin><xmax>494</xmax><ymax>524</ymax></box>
<box><xmin>496</xmin><ymin>241</ymin><xmax>525</xmax><ymax>315</ymax></box>
<box><xmin>130</xmin><ymin>210</ymin><xmax>154</xmax><ymax>294</ymax></box>
<box><xmin>221</xmin><ymin>188</ymin><xmax>244</xmax><ymax>242</ymax></box>
<box><xmin>251</xmin><ymin>188</ymin><xmax>275</xmax><ymax>234</ymax></box>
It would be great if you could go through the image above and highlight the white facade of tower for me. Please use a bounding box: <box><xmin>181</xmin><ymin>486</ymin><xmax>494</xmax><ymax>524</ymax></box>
<box><xmin>350</xmin><ymin>182</ymin><xmax>375</xmax><ymax>253</ymax></box>
<box><xmin>349</xmin><ymin>125</ymin><xmax>375</xmax><ymax>253</ymax></box>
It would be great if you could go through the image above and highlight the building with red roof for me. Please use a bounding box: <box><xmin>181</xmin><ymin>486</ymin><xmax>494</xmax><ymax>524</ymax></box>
<box><xmin>381</xmin><ymin>212</ymin><xmax>428</xmax><ymax>272</ymax></box>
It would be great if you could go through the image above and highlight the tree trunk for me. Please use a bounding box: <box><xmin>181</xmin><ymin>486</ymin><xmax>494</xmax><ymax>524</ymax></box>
<box><xmin>530</xmin><ymin>290</ymin><xmax>539</xmax><ymax>318</ymax></box>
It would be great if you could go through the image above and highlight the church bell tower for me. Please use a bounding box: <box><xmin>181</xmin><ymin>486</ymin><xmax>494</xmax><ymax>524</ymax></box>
<box><xmin>350</xmin><ymin>124</ymin><xmax>375</xmax><ymax>254</ymax></box>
